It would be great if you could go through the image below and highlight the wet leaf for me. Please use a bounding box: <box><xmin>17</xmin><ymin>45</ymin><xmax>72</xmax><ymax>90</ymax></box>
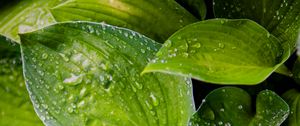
<box><xmin>189</xmin><ymin>87</ymin><xmax>289</xmax><ymax>126</ymax></box>
<box><xmin>282</xmin><ymin>89</ymin><xmax>300</xmax><ymax>126</ymax></box>
<box><xmin>20</xmin><ymin>22</ymin><xmax>194</xmax><ymax>126</ymax></box>
<box><xmin>50</xmin><ymin>0</ymin><xmax>198</xmax><ymax>42</ymax></box>
<box><xmin>0</xmin><ymin>36</ymin><xmax>43</xmax><ymax>126</ymax></box>
<box><xmin>213</xmin><ymin>0</ymin><xmax>300</xmax><ymax>50</ymax></box>
<box><xmin>0</xmin><ymin>0</ymin><xmax>67</xmax><ymax>43</ymax></box>
<box><xmin>143</xmin><ymin>19</ymin><xmax>290</xmax><ymax>85</ymax></box>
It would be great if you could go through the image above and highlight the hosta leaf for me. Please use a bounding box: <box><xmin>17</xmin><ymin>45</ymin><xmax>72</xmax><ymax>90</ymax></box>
<box><xmin>293</xmin><ymin>58</ymin><xmax>300</xmax><ymax>85</ymax></box>
<box><xmin>20</xmin><ymin>22</ymin><xmax>194</xmax><ymax>126</ymax></box>
<box><xmin>143</xmin><ymin>19</ymin><xmax>290</xmax><ymax>85</ymax></box>
<box><xmin>213</xmin><ymin>0</ymin><xmax>300</xmax><ymax>50</ymax></box>
<box><xmin>0</xmin><ymin>36</ymin><xmax>43</xmax><ymax>126</ymax></box>
<box><xmin>282</xmin><ymin>89</ymin><xmax>300</xmax><ymax>126</ymax></box>
<box><xmin>50</xmin><ymin>0</ymin><xmax>198</xmax><ymax>42</ymax></box>
<box><xmin>189</xmin><ymin>87</ymin><xmax>289</xmax><ymax>126</ymax></box>
<box><xmin>175</xmin><ymin>0</ymin><xmax>207</xmax><ymax>20</ymax></box>
<box><xmin>0</xmin><ymin>0</ymin><xmax>66</xmax><ymax>43</ymax></box>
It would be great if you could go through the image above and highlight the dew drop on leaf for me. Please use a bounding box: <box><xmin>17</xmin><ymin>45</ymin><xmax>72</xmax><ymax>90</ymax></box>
<box><xmin>63</xmin><ymin>74</ymin><xmax>83</xmax><ymax>86</ymax></box>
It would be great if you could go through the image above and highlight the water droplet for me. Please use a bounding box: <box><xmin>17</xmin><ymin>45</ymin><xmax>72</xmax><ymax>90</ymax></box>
<box><xmin>140</xmin><ymin>49</ymin><xmax>145</xmax><ymax>53</ymax></box>
<box><xmin>150</xmin><ymin>93</ymin><xmax>159</xmax><ymax>106</ymax></box>
<box><xmin>218</xmin><ymin>43</ymin><xmax>225</xmax><ymax>49</ymax></box>
<box><xmin>192</xmin><ymin>43</ymin><xmax>201</xmax><ymax>48</ymax></box>
<box><xmin>165</xmin><ymin>40</ymin><xmax>172</xmax><ymax>48</ymax></box>
<box><xmin>63</xmin><ymin>74</ymin><xmax>83</xmax><ymax>86</ymax></box>
<box><xmin>238</xmin><ymin>105</ymin><xmax>243</xmax><ymax>110</ymax></box>
<box><xmin>145</xmin><ymin>100</ymin><xmax>153</xmax><ymax>110</ymax></box>
<box><xmin>59</xmin><ymin>53</ymin><xmax>69</xmax><ymax>62</ymax></box>
<box><xmin>276</xmin><ymin>11</ymin><xmax>280</xmax><ymax>15</ymax></box>
<box><xmin>182</xmin><ymin>52</ymin><xmax>189</xmax><ymax>58</ymax></box>
<box><xmin>220</xmin><ymin>108</ymin><xmax>225</xmax><ymax>112</ymax></box>
<box><xmin>218</xmin><ymin>121</ymin><xmax>223</xmax><ymax>125</ymax></box>
<box><xmin>42</xmin><ymin>53</ymin><xmax>48</xmax><ymax>59</ymax></box>
<box><xmin>220</xmin><ymin>20</ymin><xmax>225</xmax><ymax>24</ymax></box>
<box><xmin>134</xmin><ymin>82</ymin><xmax>143</xmax><ymax>90</ymax></box>
<box><xmin>67</xmin><ymin>107</ymin><xmax>74</xmax><ymax>113</ymax></box>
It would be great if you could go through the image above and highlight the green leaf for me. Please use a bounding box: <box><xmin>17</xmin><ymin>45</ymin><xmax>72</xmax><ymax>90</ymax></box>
<box><xmin>213</xmin><ymin>0</ymin><xmax>300</xmax><ymax>50</ymax></box>
<box><xmin>275</xmin><ymin>64</ymin><xmax>292</xmax><ymax>77</ymax></box>
<box><xmin>143</xmin><ymin>19</ymin><xmax>290</xmax><ymax>85</ymax></box>
<box><xmin>50</xmin><ymin>0</ymin><xmax>198</xmax><ymax>42</ymax></box>
<box><xmin>189</xmin><ymin>87</ymin><xmax>290</xmax><ymax>126</ymax></box>
<box><xmin>175</xmin><ymin>0</ymin><xmax>207</xmax><ymax>20</ymax></box>
<box><xmin>0</xmin><ymin>36</ymin><xmax>43</xmax><ymax>126</ymax></box>
<box><xmin>20</xmin><ymin>22</ymin><xmax>194</xmax><ymax>126</ymax></box>
<box><xmin>282</xmin><ymin>89</ymin><xmax>300</xmax><ymax>126</ymax></box>
<box><xmin>292</xmin><ymin>57</ymin><xmax>300</xmax><ymax>85</ymax></box>
<box><xmin>0</xmin><ymin>0</ymin><xmax>67</xmax><ymax>43</ymax></box>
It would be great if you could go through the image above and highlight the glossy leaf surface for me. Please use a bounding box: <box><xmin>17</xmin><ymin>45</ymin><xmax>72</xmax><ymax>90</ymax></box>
<box><xmin>20</xmin><ymin>22</ymin><xmax>194</xmax><ymax>126</ymax></box>
<box><xmin>189</xmin><ymin>87</ymin><xmax>289</xmax><ymax>126</ymax></box>
<box><xmin>143</xmin><ymin>19</ymin><xmax>290</xmax><ymax>84</ymax></box>
<box><xmin>213</xmin><ymin>0</ymin><xmax>300</xmax><ymax>50</ymax></box>
<box><xmin>50</xmin><ymin>0</ymin><xmax>198</xmax><ymax>42</ymax></box>
<box><xmin>282</xmin><ymin>89</ymin><xmax>300</xmax><ymax>126</ymax></box>
<box><xmin>0</xmin><ymin>0</ymin><xmax>66</xmax><ymax>42</ymax></box>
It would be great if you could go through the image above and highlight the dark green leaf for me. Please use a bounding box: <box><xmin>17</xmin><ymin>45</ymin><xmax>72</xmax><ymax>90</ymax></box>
<box><xmin>0</xmin><ymin>36</ymin><xmax>43</xmax><ymax>126</ymax></box>
<box><xmin>175</xmin><ymin>0</ymin><xmax>207</xmax><ymax>20</ymax></box>
<box><xmin>275</xmin><ymin>64</ymin><xmax>292</xmax><ymax>77</ymax></box>
<box><xmin>0</xmin><ymin>0</ymin><xmax>67</xmax><ymax>42</ymax></box>
<box><xmin>143</xmin><ymin>19</ymin><xmax>290</xmax><ymax>85</ymax></box>
<box><xmin>50</xmin><ymin>0</ymin><xmax>198</xmax><ymax>42</ymax></box>
<box><xmin>213</xmin><ymin>0</ymin><xmax>300</xmax><ymax>50</ymax></box>
<box><xmin>20</xmin><ymin>22</ymin><xmax>194</xmax><ymax>125</ymax></box>
<box><xmin>293</xmin><ymin>57</ymin><xmax>300</xmax><ymax>84</ymax></box>
<box><xmin>282</xmin><ymin>89</ymin><xmax>300</xmax><ymax>126</ymax></box>
<box><xmin>189</xmin><ymin>87</ymin><xmax>289</xmax><ymax>126</ymax></box>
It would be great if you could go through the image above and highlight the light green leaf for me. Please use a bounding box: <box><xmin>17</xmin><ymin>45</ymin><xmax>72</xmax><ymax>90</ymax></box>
<box><xmin>143</xmin><ymin>19</ymin><xmax>290</xmax><ymax>85</ymax></box>
<box><xmin>282</xmin><ymin>89</ymin><xmax>300</xmax><ymax>126</ymax></box>
<box><xmin>0</xmin><ymin>0</ymin><xmax>67</xmax><ymax>43</ymax></box>
<box><xmin>50</xmin><ymin>0</ymin><xmax>198</xmax><ymax>42</ymax></box>
<box><xmin>0</xmin><ymin>36</ymin><xmax>43</xmax><ymax>126</ymax></box>
<box><xmin>20</xmin><ymin>22</ymin><xmax>194</xmax><ymax>126</ymax></box>
<box><xmin>175</xmin><ymin>0</ymin><xmax>207</xmax><ymax>20</ymax></box>
<box><xmin>213</xmin><ymin>0</ymin><xmax>300</xmax><ymax>50</ymax></box>
<box><xmin>189</xmin><ymin>87</ymin><xmax>289</xmax><ymax>126</ymax></box>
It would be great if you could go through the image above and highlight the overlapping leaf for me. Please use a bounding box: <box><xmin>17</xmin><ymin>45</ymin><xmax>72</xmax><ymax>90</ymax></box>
<box><xmin>175</xmin><ymin>0</ymin><xmax>207</xmax><ymax>20</ymax></box>
<box><xmin>0</xmin><ymin>0</ymin><xmax>67</xmax><ymax>42</ymax></box>
<box><xmin>213</xmin><ymin>0</ymin><xmax>300</xmax><ymax>50</ymax></box>
<box><xmin>50</xmin><ymin>0</ymin><xmax>198</xmax><ymax>42</ymax></box>
<box><xmin>189</xmin><ymin>87</ymin><xmax>289</xmax><ymax>126</ymax></box>
<box><xmin>143</xmin><ymin>19</ymin><xmax>290</xmax><ymax>84</ymax></box>
<box><xmin>20</xmin><ymin>22</ymin><xmax>194</xmax><ymax>126</ymax></box>
<box><xmin>0</xmin><ymin>36</ymin><xmax>43</xmax><ymax>126</ymax></box>
<box><xmin>282</xmin><ymin>89</ymin><xmax>300</xmax><ymax>126</ymax></box>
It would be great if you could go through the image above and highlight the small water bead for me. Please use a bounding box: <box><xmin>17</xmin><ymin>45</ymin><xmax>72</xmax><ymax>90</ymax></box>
<box><xmin>150</xmin><ymin>93</ymin><xmax>159</xmax><ymax>106</ymax></box>
<box><xmin>165</xmin><ymin>40</ymin><xmax>172</xmax><ymax>48</ymax></box>
<box><xmin>238</xmin><ymin>105</ymin><xmax>243</xmax><ymax>110</ymax></box>
<box><xmin>218</xmin><ymin>43</ymin><xmax>225</xmax><ymax>49</ymax></box>
<box><xmin>192</xmin><ymin>43</ymin><xmax>202</xmax><ymax>48</ymax></box>
<box><xmin>220</xmin><ymin>20</ymin><xmax>225</xmax><ymax>24</ymax></box>
<box><xmin>220</xmin><ymin>108</ymin><xmax>225</xmax><ymax>112</ymax></box>
<box><xmin>140</xmin><ymin>49</ymin><xmax>145</xmax><ymax>53</ymax></box>
<box><xmin>63</xmin><ymin>74</ymin><xmax>83</xmax><ymax>86</ymax></box>
<box><xmin>218</xmin><ymin>121</ymin><xmax>223</xmax><ymax>125</ymax></box>
<box><xmin>41</xmin><ymin>53</ymin><xmax>48</xmax><ymax>59</ymax></box>
<box><xmin>59</xmin><ymin>53</ymin><xmax>70</xmax><ymax>62</ymax></box>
